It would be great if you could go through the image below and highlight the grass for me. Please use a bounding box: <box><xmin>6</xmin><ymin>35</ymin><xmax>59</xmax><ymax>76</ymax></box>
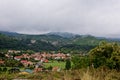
<box><xmin>0</xmin><ymin>67</ymin><xmax>120</xmax><ymax>80</ymax></box>
<box><xmin>0</xmin><ymin>62</ymin><xmax>119</xmax><ymax>80</ymax></box>
<box><xmin>43</xmin><ymin>61</ymin><xmax>66</xmax><ymax>69</ymax></box>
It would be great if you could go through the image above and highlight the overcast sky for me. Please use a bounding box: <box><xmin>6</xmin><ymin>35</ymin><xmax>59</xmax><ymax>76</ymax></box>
<box><xmin>0</xmin><ymin>0</ymin><xmax>120</xmax><ymax>38</ymax></box>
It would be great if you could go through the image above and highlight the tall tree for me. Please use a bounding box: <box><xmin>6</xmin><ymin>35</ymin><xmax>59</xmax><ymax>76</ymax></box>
<box><xmin>65</xmin><ymin>59</ymin><xmax>71</xmax><ymax>70</ymax></box>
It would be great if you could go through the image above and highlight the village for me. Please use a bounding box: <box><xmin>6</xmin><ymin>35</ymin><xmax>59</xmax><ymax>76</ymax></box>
<box><xmin>0</xmin><ymin>50</ymin><xmax>71</xmax><ymax>74</ymax></box>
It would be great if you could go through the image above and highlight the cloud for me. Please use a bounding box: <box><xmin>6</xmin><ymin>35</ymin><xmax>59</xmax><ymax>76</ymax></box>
<box><xmin>0</xmin><ymin>0</ymin><xmax>120</xmax><ymax>38</ymax></box>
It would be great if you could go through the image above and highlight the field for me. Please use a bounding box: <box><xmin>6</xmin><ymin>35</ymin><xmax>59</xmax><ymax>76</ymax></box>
<box><xmin>43</xmin><ymin>61</ymin><xmax>66</xmax><ymax>69</ymax></box>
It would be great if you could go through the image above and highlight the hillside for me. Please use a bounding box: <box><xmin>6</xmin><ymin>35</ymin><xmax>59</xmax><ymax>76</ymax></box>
<box><xmin>0</xmin><ymin>31</ymin><xmax>119</xmax><ymax>53</ymax></box>
<box><xmin>0</xmin><ymin>33</ymin><xmax>56</xmax><ymax>51</ymax></box>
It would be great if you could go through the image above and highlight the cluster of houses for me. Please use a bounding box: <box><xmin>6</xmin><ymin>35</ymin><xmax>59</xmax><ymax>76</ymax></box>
<box><xmin>0</xmin><ymin>50</ymin><xmax>71</xmax><ymax>73</ymax></box>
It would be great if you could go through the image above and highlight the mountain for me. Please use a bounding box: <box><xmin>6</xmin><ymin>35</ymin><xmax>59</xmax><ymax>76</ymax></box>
<box><xmin>47</xmin><ymin>32</ymin><xmax>79</xmax><ymax>38</ymax></box>
<box><xmin>0</xmin><ymin>31</ymin><xmax>120</xmax><ymax>53</ymax></box>
<box><xmin>0</xmin><ymin>33</ymin><xmax>56</xmax><ymax>51</ymax></box>
<box><xmin>0</xmin><ymin>31</ymin><xmax>20</xmax><ymax>37</ymax></box>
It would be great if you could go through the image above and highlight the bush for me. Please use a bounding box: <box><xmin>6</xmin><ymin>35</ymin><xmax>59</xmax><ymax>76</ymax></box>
<box><xmin>65</xmin><ymin>59</ymin><xmax>71</xmax><ymax>70</ymax></box>
<box><xmin>0</xmin><ymin>67</ymin><xmax>2</xmax><ymax>72</ymax></box>
<box><xmin>3</xmin><ymin>67</ymin><xmax>7</xmax><ymax>72</ymax></box>
<box><xmin>71</xmin><ymin>56</ymin><xmax>90</xmax><ymax>69</ymax></box>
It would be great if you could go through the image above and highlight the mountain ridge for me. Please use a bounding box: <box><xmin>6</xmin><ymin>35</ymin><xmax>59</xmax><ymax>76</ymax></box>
<box><xmin>0</xmin><ymin>31</ymin><xmax>120</xmax><ymax>53</ymax></box>
<box><xmin>0</xmin><ymin>30</ymin><xmax>120</xmax><ymax>40</ymax></box>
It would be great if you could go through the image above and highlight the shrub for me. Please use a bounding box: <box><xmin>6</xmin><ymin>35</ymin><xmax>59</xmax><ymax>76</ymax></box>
<box><xmin>65</xmin><ymin>59</ymin><xmax>71</xmax><ymax>70</ymax></box>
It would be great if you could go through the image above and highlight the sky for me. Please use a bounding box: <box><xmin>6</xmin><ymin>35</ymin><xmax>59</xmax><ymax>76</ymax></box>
<box><xmin>0</xmin><ymin>0</ymin><xmax>120</xmax><ymax>38</ymax></box>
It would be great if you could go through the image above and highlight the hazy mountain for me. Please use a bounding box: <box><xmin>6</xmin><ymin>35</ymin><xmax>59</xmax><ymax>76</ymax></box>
<box><xmin>0</xmin><ymin>31</ymin><xmax>20</xmax><ymax>37</ymax></box>
<box><xmin>47</xmin><ymin>32</ymin><xmax>79</xmax><ymax>38</ymax></box>
<box><xmin>0</xmin><ymin>33</ymin><xmax>56</xmax><ymax>51</ymax></box>
<box><xmin>0</xmin><ymin>31</ymin><xmax>120</xmax><ymax>53</ymax></box>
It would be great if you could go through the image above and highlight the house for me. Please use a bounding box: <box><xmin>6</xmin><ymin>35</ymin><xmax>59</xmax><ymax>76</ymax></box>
<box><xmin>44</xmin><ymin>59</ymin><xmax>49</xmax><ymax>63</ymax></box>
<box><xmin>8</xmin><ymin>50</ymin><xmax>21</xmax><ymax>54</ymax></box>
<box><xmin>21</xmin><ymin>60</ymin><xmax>28</xmax><ymax>64</ymax></box>
<box><xmin>20</xmin><ymin>60</ymin><xmax>33</xmax><ymax>67</ymax></box>
<box><xmin>52</xmin><ymin>53</ymin><xmax>67</xmax><ymax>60</ymax></box>
<box><xmin>27</xmin><ymin>61</ymin><xmax>33</xmax><ymax>65</ymax></box>
<box><xmin>5</xmin><ymin>54</ymin><xmax>10</xmax><ymax>58</ymax></box>
<box><xmin>20</xmin><ymin>60</ymin><xmax>28</xmax><ymax>67</ymax></box>
<box><xmin>0</xmin><ymin>60</ymin><xmax>4</xmax><ymax>64</ymax></box>
<box><xmin>34</xmin><ymin>56</ymin><xmax>42</xmax><ymax>61</ymax></box>
<box><xmin>14</xmin><ymin>56</ymin><xmax>22</xmax><ymax>61</ymax></box>
<box><xmin>22</xmin><ymin>54</ymin><xmax>30</xmax><ymax>59</ymax></box>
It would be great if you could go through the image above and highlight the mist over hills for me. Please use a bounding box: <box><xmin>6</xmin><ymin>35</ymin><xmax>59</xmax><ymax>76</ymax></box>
<box><xmin>0</xmin><ymin>31</ymin><xmax>119</xmax><ymax>40</ymax></box>
<box><xmin>47</xmin><ymin>32</ymin><xmax>79</xmax><ymax>38</ymax></box>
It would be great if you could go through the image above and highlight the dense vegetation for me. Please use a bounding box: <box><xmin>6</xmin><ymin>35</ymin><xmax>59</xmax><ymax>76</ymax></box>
<box><xmin>89</xmin><ymin>42</ymin><xmax>120</xmax><ymax>70</ymax></box>
<box><xmin>0</xmin><ymin>33</ymin><xmax>56</xmax><ymax>51</ymax></box>
<box><xmin>0</xmin><ymin>31</ymin><xmax>109</xmax><ymax>53</ymax></box>
<box><xmin>72</xmin><ymin>42</ymin><xmax>120</xmax><ymax>71</ymax></box>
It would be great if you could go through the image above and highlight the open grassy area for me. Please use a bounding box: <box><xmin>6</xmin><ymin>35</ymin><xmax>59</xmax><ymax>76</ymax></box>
<box><xmin>43</xmin><ymin>61</ymin><xmax>66</xmax><ymax>69</ymax></box>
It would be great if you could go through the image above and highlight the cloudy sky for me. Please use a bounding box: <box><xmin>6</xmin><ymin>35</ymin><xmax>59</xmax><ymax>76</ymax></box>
<box><xmin>0</xmin><ymin>0</ymin><xmax>120</xmax><ymax>38</ymax></box>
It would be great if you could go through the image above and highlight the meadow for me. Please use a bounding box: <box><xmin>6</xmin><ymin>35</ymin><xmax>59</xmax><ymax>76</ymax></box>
<box><xmin>43</xmin><ymin>61</ymin><xmax>66</xmax><ymax>69</ymax></box>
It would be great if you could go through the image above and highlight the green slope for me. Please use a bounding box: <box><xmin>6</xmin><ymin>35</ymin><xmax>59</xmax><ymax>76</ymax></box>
<box><xmin>0</xmin><ymin>31</ymin><xmax>119</xmax><ymax>53</ymax></box>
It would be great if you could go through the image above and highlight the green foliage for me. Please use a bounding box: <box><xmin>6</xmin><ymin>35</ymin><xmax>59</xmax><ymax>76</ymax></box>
<box><xmin>5</xmin><ymin>59</ymin><xmax>23</xmax><ymax>67</ymax></box>
<box><xmin>72</xmin><ymin>35</ymin><xmax>103</xmax><ymax>46</ymax></box>
<box><xmin>65</xmin><ymin>59</ymin><xmax>71</xmax><ymax>70</ymax></box>
<box><xmin>0</xmin><ymin>34</ymin><xmax>56</xmax><ymax>51</ymax></box>
<box><xmin>71</xmin><ymin>55</ymin><xmax>80</xmax><ymax>69</ymax></box>
<box><xmin>0</xmin><ymin>68</ymin><xmax>2</xmax><ymax>73</ymax></box>
<box><xmin>47</xmin><ymin>65</ymin><xmax>53</xmax><ymax>70</ymax></box>
<box><xmin>71</xmin><ymin>55</ymin><xmax>90</xmax><ymax>69</ymax></box>
<box><xmin>43</xmin><ymin>61</ymin><xmax>65</xmax><ymax>69</ymax></box>
<box><xmin>89</xmin><ymin>41</ymin><xmax>120</xmax><ymax>70</ymax></box>
<box><xmin>3</xmin><ymin>67</ymin><xmax>7</xmax><ymax>72</ymax></box>
<box><xmin>0</xmin><ymin>32</ymin><xmax>106</xmax><ymax>53</ymax></box>
<box><xmin>71</xmin><ymin>42</ymin><xmax>120</xmax><ymax>70</ymax></box>
<box><xmin>60</xmin><ymin>44</ymin><xmax>95</xmax><ymax>54</ymax></box>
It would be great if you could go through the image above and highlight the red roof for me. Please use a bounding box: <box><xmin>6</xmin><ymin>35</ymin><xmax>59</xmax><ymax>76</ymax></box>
<box><xmin>44</xmin><ymin>59</ymin><xmax>49</xmax><ymax>63</ymax></box>
<box><xmin>0</xmin><ymin>60</ymin><xmax>5</xmax><ymax>64</ymax></box>
<box><xmin>21</xmin><ymin>60</ymin><xmax>28</xmax><ymax>63</ymax></box>
<box><xmin>15</xmin><ymin>56</ymin><xmax>22</xmax><ymax>59</ymax></box>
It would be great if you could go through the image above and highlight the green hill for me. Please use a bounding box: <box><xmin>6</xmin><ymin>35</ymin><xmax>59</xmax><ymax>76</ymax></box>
<box><xmin>0</xmin><ymin>31</ymin><xmax>119</xmax><ymax>53</ymax></box>
<box><xmin>0</xmin><ymin>33</ymin><xmax>56</xmax><ymax>51</ymax></box>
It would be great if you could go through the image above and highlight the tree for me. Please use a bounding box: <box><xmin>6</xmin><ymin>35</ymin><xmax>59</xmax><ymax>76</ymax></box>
<box><xmin>0</xmin><ymin>67</ymin><xmax>2</xmax><ymax>73</ymax></box>
<box><xmin>3</xmin><ymin>67</ymin><xmax>7</xmax><ymax>72</ymax></box>
<box><xmin>65</xmin><ymin>59</ymin><xmax>71</xmax><ymax>70</ymax></box>
<box><xmin>71</xmin><ymin>55</ymin><xmax>90</xmax><ymax>69</ymax></box>
<box><xmin>89</xmin><ymin>42</ymin><xmax>120</xmax><ymax>70</ymax></box>
<box><xmin>71</xmin><ymin>55</ymin><xmax>81</xmax><ymax>69</ymax></box>
<box><xmin>5</xmin><ymin>59</ymin><xmax>23</xmax><ymax>67</ymax></box>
